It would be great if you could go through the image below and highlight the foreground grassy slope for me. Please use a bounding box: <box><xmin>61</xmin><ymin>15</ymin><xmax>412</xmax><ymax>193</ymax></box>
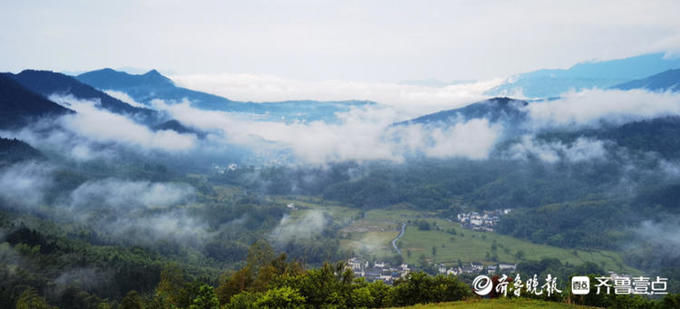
<box><xmin>399</xmin><ymin>298</ymin><xmax>596</xmax><ymax>308</ymax></box>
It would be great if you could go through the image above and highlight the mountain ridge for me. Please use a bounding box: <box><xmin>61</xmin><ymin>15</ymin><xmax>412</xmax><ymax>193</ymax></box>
<box><xmin>394</xmin><ymin>97</ymin><xmax>528</xmax><ymax>126</ymax></box>
<box><xmin>76</xmin><ymin>68</ymin><xmax>376</xmax><ymax>122</ymax></box>
<box><xmin>486</xmin><ymin>53</ymin><xmax>680</xmax><ymax>98</ymax></box>
<box><xmin>0</xmin><ymin>73</ymin><xmax>73</xmax><ymax>129</ymax></box>
<box><xmin>611</xmin><ymin>69</ymin><xmax>680</xmax><ymax>92</ymax></box>
<box><xmin>11</xmin><ymin>70</ymin><xmax>161</xmax><ymax>124</ymax></box>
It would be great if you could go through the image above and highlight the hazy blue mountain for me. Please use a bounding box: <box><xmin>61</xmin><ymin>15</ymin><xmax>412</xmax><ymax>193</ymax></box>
<box><xmin>486</xmin><ymin>53</ymin><xmax>680</xmax><ymax>98</ymax></box>
<box><xmin>611</xmin><ymin>69</ymin><xmax>680</xmax><ymax>92</ymax></box>
<box><xmin>394</xmin><ymin>97</ymin><xmax>528</xmax><ymax>126</ymax></box>
<box><xmin>76</xmin><ymin>68</ymin><xmax>376</xmax><ymax>122</ymax></box>
<box><xmin>0</xmin><ymin>137</ymin><xmax>44</xmax><ymax>163</ymax></box>
<box><xmin>10</xmin><ymin>70</ymin><xmax>161</xmax><ymax>124</ymax></box>
<box><xmin>152</xmin><ymin>119</ymin><xmax>203</xmax><ymax>137</ymax></box>
<box><xmin>0</xmin><ymin>73</ymin><xmax>73</xmax><ymax>129</ymax></box>
<box><xmin>396</xmin><ymin>95</ymin><xmax>680</xmax><ymax>159</ymax></box>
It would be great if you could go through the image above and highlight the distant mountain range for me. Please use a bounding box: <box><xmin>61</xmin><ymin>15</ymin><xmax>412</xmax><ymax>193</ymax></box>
<box><xmin>486</xmin><ymin>53</ymin><xmax>680</xmax><ymax>98</ymax></box>
<box><xmin>9</xmin><ymin>70</ymin><xmax>161</xmax><ymax>124</ymax></box>
<box><xmin>0</xmin><ymin>137</ymin><xmax>44</xmax><ymax>163</ymax></box>
<box><xmin>3</xmin><ymin>52</ymin><xmax>680</xmax><ymax>164</ymax></box>
<box><xmin>394</xmin><ymin>97</ymin><xmax>528</xmax><ymax>126</ymax></box>
<box><xmin>0</xmin><ymin>73</ymin><xmax>73</xmax><ymax>129</ymax></box>
<box><xmin>396</xmin><ymin>94</ymin><xmax>680</xmax><ymax>159</ymax></box>
<box><xmin>76</xmin><ymin>68</ymin><xmax>375</xmax><ymax>122</ymax></box>
<box><xmin>611</xmin><ymin>69</ymin><xmax>680</xmax><ymax>92</ymax></box>
<box><xmin>0</xmin><ymin>70</ymin><xmax>202</xmax><ymax>138</ymax></box>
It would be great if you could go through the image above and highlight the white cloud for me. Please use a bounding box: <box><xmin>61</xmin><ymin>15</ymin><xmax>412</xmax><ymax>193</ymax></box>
<box><xmin>658</xmin><ymin>159</ymin><xmax>680</xmax><ymax>179</ymax></box>
<box><xmin>525</xmin><ymin>89</ymin><xmax>680</xmax><ymax>129</ymax></box>
<box><xmin>506</xmin><ymin>135</ymin><xmax>608</xmax><ymax>163</ymax></box>
<box><xmin>0</xmin><ymin>161</ymin><xmax>54</xmax><ymax>208</ymax></box>
<box><xmin>2</xmin><ymin>119</ymin><xmax>117</xmax><ymax>162</ymax></box>
<box><xmin>3</xmin><ymin>95</ymin><xmax>241</xmax><ymax>164</ymax></box>
<box><xmin>153</xmin><ymin>99</ymin><xmax>502</xmax><ymax>164</ymax></box>
<box><xmin>635</xmin><ymin>220</ymin><xmax>680</xmax><ymax>259</ymax></box>
<box><xmin>0</xmin><ymin>164</ymin><xmax>206</xmax><ymax>247</ymax></box>
<box><xmin>100</xmin><ymin>209</ymin><xmax>213</xmax><ymax>247</ymax></box>
<box><xmin>270</xmin><ymin>210</ymin><xmax>328</xmax><ymax>244</ymax></box>
<box><xmin>171</xmin><ymin>73</ymin><xmax>502</xmax><ymax>116</ymax></box>
<box><xmin>2</xmin><ymin>96</ymin><xmax>197</xmax><ymax>162</ymax></box>
<box><xmin>417</xmin><ymin>119</ymin><xmax>500</xmax><ymax>159</ymax></box>
<box><xmin>103</xmin><ymin>89</ymin><xmax>148</xmax><ymax>108</ymax></box>
<box><xmin>69</xmin><ymin>178</ymin><xmax>195</xmax><ymax>210</ymax></box>
<box><xmin>52</xmin><ymin>95</ymin><xmax>197</xmax><ymax>152</ymax></box>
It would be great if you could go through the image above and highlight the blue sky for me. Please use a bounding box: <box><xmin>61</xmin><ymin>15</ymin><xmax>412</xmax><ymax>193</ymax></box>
<box><xmin>2</xmin><ymin>0</ymin><xmax>680</xmax><ymax>82</ymax></box>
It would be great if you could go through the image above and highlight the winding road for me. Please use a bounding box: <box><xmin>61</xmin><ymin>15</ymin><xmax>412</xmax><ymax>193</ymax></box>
<box><xmin>392</xmin><ymin>223</ymin><xmax>406</xmax><ymax>255</ymax></box>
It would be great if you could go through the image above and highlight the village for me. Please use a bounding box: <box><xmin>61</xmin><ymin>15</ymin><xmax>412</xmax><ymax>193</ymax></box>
<box><xmin>455</xmin><ymin>208</ymin><xmax>512</xmax><ymax>232</ymax></box>
<box><xmin>346</xmin><ymin>257</ymin><xmax>517</xmax><ymax>284</ymax></box>
<box><xmin>346</xmin><ymin>258</ymin><xmax>411</xmax><ymax>284</ymax></box>
<box><xmin>436</xmin><ymin>262</ymin><xmax>517</xmax><ymax>276</ymax></box>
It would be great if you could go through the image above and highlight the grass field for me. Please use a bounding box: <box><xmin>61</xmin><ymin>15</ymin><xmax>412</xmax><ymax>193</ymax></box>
<box><xmin>398</xmin><ymin>298</ymin><xmax>595</xmax><ymax>308</ymax></box>
<box><xmin>398</xmin><ymin>217</ymin><xmax>636</xmax><ymax>273</ymax></box>
<box><xmin>271</xmin><ymin>196</ymin><xmax>637</xmax><ymax>274</ymax></box>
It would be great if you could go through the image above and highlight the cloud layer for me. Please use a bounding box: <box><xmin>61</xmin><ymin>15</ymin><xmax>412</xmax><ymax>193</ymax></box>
<box><xmin>505</xmin><ymin>136</ymin><xmax>608</xmax><ymax>163</ymax></box>
<box><xmin>171</xmin><ymin>73</ymin><xmax>502</xmax><ymax>116</ymax></box>
<box><xmin>2</xmin><ymin>95</ymin><xmax>199</xmax><ymax>162</ymax></box>
<box><xmin>524</xmin><ymin>89</ymin><xmax>680</xmax><ymax>129</ymax></box>
<box><xmin>0</xmin><ymin>161</ymin><xmax>54</xmax><ymax>208</ymax></box>
<box><xmin>51</xmin><ymin>95</ymin><xmax>197</xmax><ymax>152</ymax></box>
<box><xmin>153</xmin><ymin>99</ymin><xmax>502</xmax><ymax>164</ymax></box>
<box><xmin>270</xmin><ymin>210</ymin><xmax>328</xmax><ymax>245</ymax></box>
<box><xmin>0</xmin><ymin>160</ymin><xmax>206</xmax><ymax>247</ymax></box>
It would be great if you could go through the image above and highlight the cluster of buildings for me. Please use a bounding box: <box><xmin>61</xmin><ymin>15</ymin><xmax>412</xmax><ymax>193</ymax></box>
<box><xmin>212</xmin><ymin>163</ymin><xmax>238</xmax><ymax>174</ymax></box>
<box><xmin>347</xmin><ymin>257</ymin><xmax>518</xmax><ymax>283</ymax></box>
<box><xmin>456</xmin><ymin>209</ymin><xmax>511</xmax><ymax>232</ymax></box>
<box><xmin>437</xmin><ymin>262</ymin><xmax>517</xmax><ymax>276</ymax></box>
<box><xmin>346</xmin><ymin>258</ymin><xmax>410</xmax><ymax>284</ymax></box>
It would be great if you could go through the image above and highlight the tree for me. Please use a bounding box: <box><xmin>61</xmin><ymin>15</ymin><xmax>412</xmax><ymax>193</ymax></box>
<box><xmin>224</xmin><ymin>291</ymin><xmax>260</xmax><ymax>309</ymax></box>
<box><xmin>216</xmin><ymin>267</ymin><xmax>253</xmax><ymax>305</ymax></box>
<box><xmin>416</xmin><ymin>220</ymin><xmax>431</xmax><ymax>231</ymax></box>
<box><xmin>96</xmin><ymin>303</ymin><xmax>112</xmax><ymax>309</ymax></box>
<box><xmin>246</xmin><ymin>240</ymin><xmax>275</xmax><ymax>273</ymax></box>
<box><xmin>15</xmin><ymin>288</ymin><xmax>54</xmax><ymax>309</ymax></box>
<box><xmin>386</xmin><ymin>272</ymin><xmax>470</xmax><ymax>306</ymax></box>
<box><xmin>189</xmin><ymin>285</ymin><xmax>219</xmax><ymax>309</ymax></box>
<box><xmin>364</xmin><ymin>280</ymin><xmax>389</xmax><ymax>308</ymax></box>
<box><xmin>663</xmin><ymin>294</ymin><xmax>680</xmax><ymax>308</ymax></box>
<box><xmin>253</xmin><ymin>286</ymin><xmax>305</xmax><ymax>308</ymax></box>
<box><xmin>350</xmin><ymin>285</ymin><xmax>374</xmax><ymax>308</ymax></box>
<box><xmin>295</xmin><ymin>262</ymin><xmax>352</xmax><ymax>308</ymax></box>
<box><xmin>418</xmin><ymin>254</ymin><xmax>429</xmax><ymax>267</ymax></box>
<box><xmin>120</xmin><ymin>291</ymin><xmax>145</xmax><ymax>309</ymax></box>
<box><xmin>155</xmin><ymin>263</ymin><xmax>185</xmax><ymax>307</ymax></box>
